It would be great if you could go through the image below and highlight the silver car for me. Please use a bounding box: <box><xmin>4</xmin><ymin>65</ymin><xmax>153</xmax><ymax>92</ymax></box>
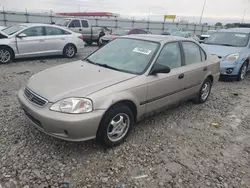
<box><xmin>171</xmin><ymin>31</ymin><xmax>200</xmax><ymax>42</ymax></box>
<box><xmin>0</xmin><ymin>23</ymin><xmax>85</xmax><ymax>64</ymax></box>
<box><xmin>18</xmin><ymin>35</ymin><xmax>220</xmax><ymax>147</ymax></box>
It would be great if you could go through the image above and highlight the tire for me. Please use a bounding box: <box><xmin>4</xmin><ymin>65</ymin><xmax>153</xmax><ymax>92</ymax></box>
<box><xmin>193</xmin><ymin>78</ymin><xmax>212</xmax><ymax>104</ymax></box>
<box><xmin>63</xmin><ymin>44</ymin><xmax>76</xmax><ymax>58</ymax></box>
<box><xmin>0</xmin><ymin>47</ymin><xmax>14</xmax><ymax>64</ymax></box>
<box><xmin>86</xmin><ymin>41</ymin><xmax>93</xmax><ymax>46</ymax></box>
<box><xmin>97</xmin><ymin>104</ymin><xmax>134</xmax><ymax>147</ymax></box>
<box><xmin>237</xmin><ymin>62</ymin><xmax>248</xmax><ymax>81</ymax></box>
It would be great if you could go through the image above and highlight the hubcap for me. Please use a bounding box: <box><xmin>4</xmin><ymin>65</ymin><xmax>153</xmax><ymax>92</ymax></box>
<box><xmin>107</xmin><ymin>113</ymin><xmax>130</xmax><ymax>142</ymax></box>
<box><xmin>66</xmin><ymin>46</ymin><xmax>75</xmax><ymax>57</ymax></box>
<box><xmin>241</xmin><ymin>65</ymin><xmax>247</xmax><ymax>80</ymax></box>
<box><xmin>0</xmin><ymin>49</ymin><xmax>11</xmax><ymax>63</ymax></box>
<box><xmin>201</xmin><ymin>82</ymin><xmax>211</xmax><ymax>100</ymax></box>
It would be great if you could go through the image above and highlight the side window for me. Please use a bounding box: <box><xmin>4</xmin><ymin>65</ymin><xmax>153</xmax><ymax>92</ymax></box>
<box><xmin>45</xmin><ymin>27</ymin><xmax>71</xmax><ymax>35</ymax></box>
<box><xmin>200</xmin><ymin>49</ymin><xmax>206</xmax><ymax>61</ymax></box>
<box><xmin>22</xmin><ymin>27</ymin><xmax>45</xmax><ymax>37</ymax></box>
<box><xmin>130</xmin><ymin>29</ymin><xmax>139</xmax><ymax>34</ymax></box>
<box><xmin>155</xmin><ymin>42</ymin><xmax>182</xmax><ymax>69</ymax></box>
<box><xmin>81</xmin><ymin>20</ymin><xmax>89</xmax><ymax>28</ymax></box>
<box><xmin>138</xmin><ymin>29</ymin><xmax>147</xmax><ymax>34</ymax></box>
<box><xmin>69</xmin><ymin>20</ymin><xmax>81</xmax><ymax>28</ymax></box>
<box><xmin>182</xmin><ymin>42</ymin><xmax>202</xmax><ymax>65</ymax></box>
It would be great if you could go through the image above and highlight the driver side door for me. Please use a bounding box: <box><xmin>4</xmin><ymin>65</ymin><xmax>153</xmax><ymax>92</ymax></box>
<box><xmin>145</xmin><ymin>42</ymin><xmax>187</xmax><ymax>113</ymax></box>
<box><xmin>16</xmin><ymin>26</ymin><xmax>46</xmax><ymax>57</ymax></box>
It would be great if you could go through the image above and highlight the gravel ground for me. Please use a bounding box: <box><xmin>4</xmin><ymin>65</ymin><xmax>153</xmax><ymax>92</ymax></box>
<box><xmin>1</xmin><ymin>47</ymin><xmax>250</xmax><ymax>188</ymax></box>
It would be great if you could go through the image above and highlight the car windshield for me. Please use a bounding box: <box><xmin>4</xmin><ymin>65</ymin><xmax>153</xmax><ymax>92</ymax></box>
<box><xmin>204</xmin><ymin>32</ymin><xmax>250</xmax><ymax>47</ymax></box>
<box><xmin>86</xmin><ymin>38</ymin><xmax>159</xmax><ymax>74</ymax></box>
<box><xmin>171</xmin><ymin>32</ymin><xmax>187</xmax><ymax>37</ymax></box>
<box><xmin>204</xmin><ymin>30</ymin><xmax>216</xmax><ymax>35</ymax></box>
<box><xmin>112</xmin><ymin>29</ymin><xmax>130</xmax><ymax>36</ymax></box>
<box><xmin>2</xmin><ymin>25</ymin><xmax>27</xmax><ymax>35</ymax></box>
<box><xmin>56</xmin><ymin>19</ymin><xmax>71</xmax><ymax>26</ymax></box>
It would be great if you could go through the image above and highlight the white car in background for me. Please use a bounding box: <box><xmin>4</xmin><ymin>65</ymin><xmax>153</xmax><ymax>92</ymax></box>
<box><xmin>200</xmin><ymin>30</ymin><xmax>217</xmax><ymax>43</ymax></box>
<box><xmin>0</xmin><ymin>26</ymin><xmax>6</xmax><ymax>30</ymax></box>
<box><xmin>0</xmin><ymin>23</ymin><xmax>85</xmax><ymax>64</ymax></box>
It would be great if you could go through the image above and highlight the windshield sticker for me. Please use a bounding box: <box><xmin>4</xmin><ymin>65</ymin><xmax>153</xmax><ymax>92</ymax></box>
<box><xmin>235</xmin><ymin>34</ymin><xmax>246</xmax><ymax>37</ymax></box>
<box><xmin>133</xmin><ymin>47</ymin><xmax>152</xmax><ymax>55</ymax></box>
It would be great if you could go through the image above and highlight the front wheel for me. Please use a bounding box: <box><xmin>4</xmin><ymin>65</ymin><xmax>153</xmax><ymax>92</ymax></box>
<box><xmin>237</xmin><ymin>62</ymin><xmax>248</xmax><ymax>81</ymax></box>
<box><xmin>193</xmin><ymin>78</ymin><xmax>212</xmax><ymax>104</ymax></box>
<box><xmin>63</xmin><ymin>44</ymin><xmax>76</xmax><ymax>58</ymax></box>
<box><xmin>0</xmin><ymin>47</ymin><xmax>13</xmax><ymax>64</ymax></box>
<box><xmin>97</xmin><ymin>105</ymin><xmax>134</xmax><ymax>147</ymax></box>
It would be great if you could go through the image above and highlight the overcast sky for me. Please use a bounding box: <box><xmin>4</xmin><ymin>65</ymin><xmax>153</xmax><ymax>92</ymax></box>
<box><xmin>1</xmin><ymin>0</ymin><xmax>250</xmax><ymax>23</ymax></box>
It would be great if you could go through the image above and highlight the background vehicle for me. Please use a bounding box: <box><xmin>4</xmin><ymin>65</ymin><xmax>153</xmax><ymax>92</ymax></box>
<box><xmin>0</xmin><ymin>26</ymin><xmax>6</xmax><ymax>30</ymax></box>
<box><xmin>56</xmin><ymin>18</ymin><xmax>102</xmax><ymax>46</ymax></box>
<box><xmin>18</xmin><ymin>35</ymin><xmax>220</xmax><ymax>147</ymax></box>
<box><xmin>161</xmin><ymin>31</ymin><xmax>170</xmax><ymax>35</ymax></box>
<box><xmin>99</xmin><ymin>28</ymin><xmax>149</xmax><ymax>46</ymax></box>
<box><xmin>171</xmin><ymin>31</ymin><xmax>200</xmax><ymax>41</ymax></box>
<box><xmin>200</xmin><ymin>30</ymin><xmax>217</xmax><ymax>43</ymax></box>
<box><xmin>202</xmin><ymin>28</ymin><xmax>250</xmax><ymax>81</ymax></box>
<box><xmin>0</xmin><ymin>23</ymin><xmax>85</xmax><ymax>64</ymax></box>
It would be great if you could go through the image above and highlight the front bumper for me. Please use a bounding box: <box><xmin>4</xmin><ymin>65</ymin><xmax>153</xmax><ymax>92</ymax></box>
<box><xmin>18</xmin><ymin>88</ymin><xmax>105</xmax><ymax>141</ymax></box>
<box><xmin>220</xmin><ymin>62</ymin><xmax>241</xmax><ymax>76</ymax></box>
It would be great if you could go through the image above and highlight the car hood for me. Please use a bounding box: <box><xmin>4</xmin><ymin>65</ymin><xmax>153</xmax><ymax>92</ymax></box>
<box><xmin>102</xmin><ymin>35</ymin><xmax>119</xmax><ymax>40</ymax></box>
<box><xmin>27</xmin><ymin>60</ymin><xmax>137</xmax><ymax>102</ymax></box>
<box><xmin>0</xmin><ymin>31</ymin><xmax>8</xmax><ymax>39</ymax></box>
<box><xmin>202</xmin><ymin>44</ymin><xmax>244</xmax><ymax>58</ymax></box>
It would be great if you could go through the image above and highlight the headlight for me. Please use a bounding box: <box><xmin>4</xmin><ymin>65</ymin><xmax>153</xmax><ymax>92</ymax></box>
<box><xmin>223</xmin><ymin>53</ymin><xmax>239</xmax><ymax>62</ymax></box>
<box><xmin>50</xmin><ymin>98</ymin><xmax>93</xmax><ymax>114</ymax></box>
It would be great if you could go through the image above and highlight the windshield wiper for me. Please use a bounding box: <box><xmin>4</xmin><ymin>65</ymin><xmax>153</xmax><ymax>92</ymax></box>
<box><xmin>85</xmin><ymin>58</ymin><xmax>96</xmax><ymax>64</ymax></box>
<box><xmin>96</xmin><ymin>63</ymin><xmax>121</xmax><ymax>71</ymax></box>
<box><xmin>219</xmin><ymin>44</ymin><xmax>235</xmax><ymax>47</ymax></box>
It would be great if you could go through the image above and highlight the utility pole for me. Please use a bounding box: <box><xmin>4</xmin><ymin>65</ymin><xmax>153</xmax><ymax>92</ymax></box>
<box><xmin>199</xmin><ymin>0</ymin><xmax>207</xmax><ymax>24</ymax></box>
<box><xmin>242</xmin><ymin>9</ymin><xmax>246</xmax><ymax>23</ymax></box>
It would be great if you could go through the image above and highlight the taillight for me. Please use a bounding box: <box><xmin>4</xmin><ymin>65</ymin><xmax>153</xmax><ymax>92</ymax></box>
<box><xmin>78</xmin><ymin>35</ymin><xmax>84</xmax><ymax>40</ymax></box>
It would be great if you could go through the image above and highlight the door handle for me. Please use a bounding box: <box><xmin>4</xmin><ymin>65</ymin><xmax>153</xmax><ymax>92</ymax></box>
<box><xmin>204</xmin><ymin>66</ymin><xmax>208</xmax><ymax>71</ymax></box>
<box><xmin>178</xmin><ymin>73</ymin><xmax>184</xmax><ymax>79</ymax></box>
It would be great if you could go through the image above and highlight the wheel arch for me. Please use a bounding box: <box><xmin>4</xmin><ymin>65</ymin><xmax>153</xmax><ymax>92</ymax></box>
<box><xmin>0</xmin><ymin>45</ymin><xmax>15</xmax><ymax>58</ymax></box>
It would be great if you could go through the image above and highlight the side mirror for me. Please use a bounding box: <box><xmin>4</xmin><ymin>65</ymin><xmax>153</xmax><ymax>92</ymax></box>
<box><xmin>150</xmin><ymin>64</ymin><xmax>171</xmax><ymax>75</ymax></box>
<box><xmin>17</xmin><ymin>33</ymin><xmax>27</xmax><ymax>38</ymax></box>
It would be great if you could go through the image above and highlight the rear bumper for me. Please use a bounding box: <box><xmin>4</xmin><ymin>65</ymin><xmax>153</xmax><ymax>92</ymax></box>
<box><xmin>18</xmin><ymin>88</ymin><xmax>105</xmax><ymax>141</ymax></box>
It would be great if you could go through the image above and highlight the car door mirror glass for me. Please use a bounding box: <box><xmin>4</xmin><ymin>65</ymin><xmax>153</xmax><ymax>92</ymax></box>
<box><xmin>17</xmin><ymin>33</ymin><xmax>27</xmax><ymax>38</ymax></box>
<box><xmin>150</xmin><ymin>64</ymin><xmax>171</xmax><ymax>75</ymax></box>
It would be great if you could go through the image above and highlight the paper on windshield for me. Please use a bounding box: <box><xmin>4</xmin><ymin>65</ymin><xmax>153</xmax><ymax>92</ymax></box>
<box><xmin>133</xmin><ymin>47</ymin><xmax>152</xmax><ymax>55</ymax></box>
<box><xmin>235</xmin><ymin>34</ymin><xmax>247</xmax><ymax>38</ymax></box>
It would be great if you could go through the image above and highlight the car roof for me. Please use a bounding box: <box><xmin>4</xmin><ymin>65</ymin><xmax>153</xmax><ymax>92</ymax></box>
<box><xmin>121</xmin><ymin>34</ymin><xmax>194</xmax><ymax>43</ymax></box>
<box><xmin>218</xmin><ymin>28</ymin><xmax>250</xmax><ymax>33</ymax></box>
<box><xmin>18</xmin><ymin>23</ymin><xmax>63</xmax><ymax>27</ymax></box>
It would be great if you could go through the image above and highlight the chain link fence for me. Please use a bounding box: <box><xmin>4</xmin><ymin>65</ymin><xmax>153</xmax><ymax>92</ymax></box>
<box><xmin>0</xmin><ymin>9</ymin><xmax>223</xmax><ymax>36</ymax></box>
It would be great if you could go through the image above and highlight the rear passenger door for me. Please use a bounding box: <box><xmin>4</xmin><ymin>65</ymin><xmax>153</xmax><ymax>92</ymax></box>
<box><xmin>81</xmin><ymin>20</ymin><xmax>92</xmax><ymax>40</ymax></box>
<box><xmin>180</xmin><ymin>41</ymin><xmax>207</xmax><ymax>97</ymax></box>
<box><xmin>68</xmin><ymin>19</ymin><xmax>82</xmax><ymax>33</ymax></box>
<box><xmin>45</xmin><ymin>26</ymin><xmax>71</xmax><ymax>54</ymax></box>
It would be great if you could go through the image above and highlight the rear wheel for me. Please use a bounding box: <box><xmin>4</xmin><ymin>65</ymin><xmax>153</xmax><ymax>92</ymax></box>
<box><xmin>86</xmin><ymin>41</ymin><xmax>93</xmax><ymax>46</ymax></box>
<box><xmin>193</xmin><ymin>78</ymin><xmax>212</xmax><ymax>104</ymax></box>
<box><xmin>237</xmin><ymin>62</ymin><xmax>248</xmax><ymax>81</ymax></box>
<box><xmin>0</xmin><ymin>47</ymin><xmax>13</xmax><ymax>64</ymax></box>
<box><xmin>63</xmin><ymin>44</ymin><xmax>76</xmax><ymax>58</ymax></box>
<box><xmin>97</xmin><ymin>105</ymin><xmax>134</xmax><ymax>147</ymax></box>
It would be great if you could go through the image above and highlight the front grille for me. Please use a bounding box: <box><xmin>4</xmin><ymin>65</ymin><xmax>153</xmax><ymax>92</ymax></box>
<box><xmin>24</xmin><ymin>87</ymin><xmax>48</xmax><ymax>107</ymax></box>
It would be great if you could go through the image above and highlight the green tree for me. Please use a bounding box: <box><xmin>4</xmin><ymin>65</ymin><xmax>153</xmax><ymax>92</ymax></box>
<box><xmin>215</xmin><ymin>22</ymin><xmax>222</xmax><ymax>26</ymax></box>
